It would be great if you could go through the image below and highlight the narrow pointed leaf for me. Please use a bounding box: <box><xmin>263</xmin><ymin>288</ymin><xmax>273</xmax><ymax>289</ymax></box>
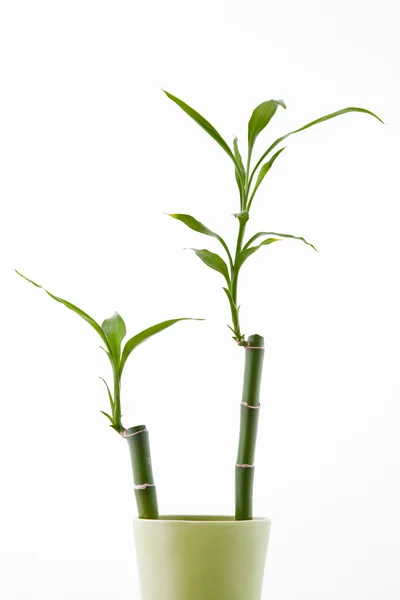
<box><xmin>223</xmin><ymin>286</ymin><xmax>237</xmax><ymax>314</ymax></box>
<box><xmin>233</xmin><ymin>137</ymin><xmax>246</xmax><ymax>178</ymax></box>
<box><xmin>99</xmin><ymin>377</ymin><xmax>114</xmax><ymax>412</ymax></box>
<box><xmin>120</xmin><ymin>318</ymin><xmax>199</xmax><ymax>374</ymax></box>
<box><xmin>169</xmin><ymin>213</ymin><xmax>233</xmax><ymax>267</ymax></box>
<box><xmin>190</xmin><ymin>248</ymin><xmax>230</xmax><ymax>283</ymax></box>
<box><xmin>248</xmin><ymin>99</ymin><xmax>286</xmax><ymax>156</ymax></box>
<box><xmin>244</xmin><ymin>231</ymin><xmax>318</xmax><ymax>252</ymax></box>
<box><xmin>15</xmin><ymin>270</ymin><xmax>110</xmax><ymax>349</ymax></box>
<box><xmin>227</xmin><ymin>324</ymin><xmax>237</xmax><ymax>336</ymax></box>
<box><xmin>250</xmin><ymin>147</ymin><xmax>286</xmax><ymax>203</ymax></box>
<box><xmin>233</xmin><ymin>137</ymin><xmax>246</xmax><ymax>203</ymax></box>
<box><xmin>235</xmin><ymin>238</ymin><xmax>281</xmax><ymax>271</ymax></box>
<box><xmin>163</xmin><ymin>90</ymin><xmax>237</xmax><ymax>165</ymax></box>
<box><xmin>99</xmin><ymin>346</ymin><xmax>114</xmax><ymax>369</ymax></box>
<box><xmin>101</xmin><ymin>312</ymin><xmax>126</xmax><ymax>363</ymax></box>
<box><xmin>169</xmin><ymin>213</ymin><xmax>219</xmax><ymax>239</ymax></box>
<box><xmin>100</xmin><ymin>411</ymin><xmax>114</xmax><ymax>424</ymax></box>
<box><xmin>235</xmin><ymin>166</ymin><xmax>244</xmax><ymax>201</ymax></box>
<box><xmin>253</xmin><ymin>106</ymin><xmax>383</xmax><ymax>179</ymax></box>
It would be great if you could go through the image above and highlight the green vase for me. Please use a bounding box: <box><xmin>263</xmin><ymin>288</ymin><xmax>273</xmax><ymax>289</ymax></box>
<box><xmin>133</xmin><ymin>515</ymin><xmax>271</xmax><ymax>600</ymax></box>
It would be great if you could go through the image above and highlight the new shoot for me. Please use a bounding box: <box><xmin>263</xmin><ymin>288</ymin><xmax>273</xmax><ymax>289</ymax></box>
<box><xmin>16</xmin><ymin>270</ymin><xmax>199</xmax><ymax>519</ymax></box>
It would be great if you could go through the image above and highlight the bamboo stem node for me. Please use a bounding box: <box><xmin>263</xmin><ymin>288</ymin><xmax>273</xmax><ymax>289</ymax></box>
<box><xmin>236</xmin><ymin>463</ymin><xmax>255</xmax><ymax>468</ymax></box>
<box><xmin>121</xmin><ymin>428</ymin><xmax>148</xmax><ymax>438</ymax></box>
<box><xmin>241</xmin><ymin>402</ymin><xmax>260</xmax><ymax>409</ymax></box>
<box><xmin>134</xmin><ymin>483</ymin><xmax>157</xmax><ymax>490</ymax></box>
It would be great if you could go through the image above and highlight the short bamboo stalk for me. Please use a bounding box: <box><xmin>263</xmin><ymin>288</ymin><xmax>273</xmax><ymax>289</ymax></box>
<box><xmin>235</xmin><ymin>334</ymin><xmax>265</xmax><ymax>520</ymax></box>
<box><xmin>125</xmin><ymin>425</ymin><xmax>159</xmax><ymax>519</ymax></box>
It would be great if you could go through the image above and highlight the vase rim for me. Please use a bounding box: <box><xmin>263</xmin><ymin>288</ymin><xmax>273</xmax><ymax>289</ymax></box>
<box><xmin>134</xmin><ymin>515</ymin><xmax>271</xmax><ymax>524</ymax></box>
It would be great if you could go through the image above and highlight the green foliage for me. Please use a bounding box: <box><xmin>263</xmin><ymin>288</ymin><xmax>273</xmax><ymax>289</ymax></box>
<box><xmin>16</xmin><ymin>270</ymin><xmax>199</xmax><ymax>432</ymax></box>
<box><xmin>189</xmin><ymin>248</ymin><xmax>230</xmax><ymax>284</ymax></box>
<box><xmin>249</xmin><ymin>106</ymin><xmax>383</xmax><ymax>190</ymax></box>
<box><xmin>169</xmin><ymin>214</ymin><xmax>233</xmax><ymax>270</ymax></box>
<box><xmin>235</xmin><ymin>238</ymin><xmax>281</xmax><ymax>271</ymax></box>
<box><xmin>102</xmin><ymin>312</ymin><xmax>126</xmax><ymax>363</ymax></box>
<box><xmin>163</xmin><ymin>90</ymin><xmax>241</xmax><ymax>174</ymax></box>
<box><xmin>248</xmin><ymin>99</ymin><xmax>286</xmax><ymax>159</ymax></box>
<box><xmin>100</xmin><ymin>410</ymin><xmax>114</xmax><ymax>424</ymax></box>
<box><xmin>169</xmin><ymin>213</ymin><xmax>218</xmax><ymax>237</ymax></box>
<box><xmin>247</xmin><ymin>147</ymin><xmax>286</xmax><ymax>210</ymax></box>
<box><xmin>223</xmin><ymin>287</ymin><xmax>241</xmax><ymax>340</ymax></box>
<box><xmin>243</xmin><ymin>231</ymin><xmax>318</xmax><ymax>252</ymax></box>
<box><xmin>99</xmin><ymin>377</ymin><xmax>114</xmax><ymax>412</ymax></box>
<box><xmin>119</xmin><ymin>318</ymin><xmax>197</xmax><ymax>374</ymax></box>
<box><xmin>222</xmin><ymin>286</ymin><xmax>237</xmax><ymax>313</ymax></box>
<box><xmin>233</xmin><ymin>137</ymin><xmax>246</xmax><ymax>177</ymax></box>
<box><xmin>165</xmin><ymin>91</ymin><xmax>382</xmax><ymax>343</ymax></box>
<box><xmin>233</xmin><ymin>137</ymin><xmax>246</xmax><ymax>203</ymax></box>
<box><xmin>15</xmin><ymin>271</ymin><xmax>110</xmax><ymax>348</ymax></box>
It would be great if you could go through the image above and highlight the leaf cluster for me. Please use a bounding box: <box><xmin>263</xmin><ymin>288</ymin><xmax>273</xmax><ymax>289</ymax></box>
<box><xmin>164</xmin><ymin>91</ymin><xmax>382</xmax><ymax>342</ymax></box>
<box><xmin>16</xmin><ymin>271</ymin><xmax>196</xmax><ymax>432</ymax></box>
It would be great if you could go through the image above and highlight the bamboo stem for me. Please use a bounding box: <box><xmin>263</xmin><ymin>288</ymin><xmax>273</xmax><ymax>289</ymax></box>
<box><xmin>125</xmin><ymin>425</ymin><xmax>159</xmax><ymax>519</ymax></box>
<box><xmin>229</xmin><ymin>219</ymin><xmax>247</xmax><ymax>343</ymax></box>
<box><xmin>235</xmin><ymin>334</ymin><xmax>265</xmax><ymax>520</ymax></box>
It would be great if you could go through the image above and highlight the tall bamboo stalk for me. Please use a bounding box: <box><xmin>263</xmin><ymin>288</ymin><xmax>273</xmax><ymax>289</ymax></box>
<box><xmin>164</xmin><ymin>89</ymin><xmax>382</xmax><ymax>520</ymax></box>
<box><xmin>236</xmin><ymin>334</ymin><xmax>265</xmax><ymax>520</ymax></box>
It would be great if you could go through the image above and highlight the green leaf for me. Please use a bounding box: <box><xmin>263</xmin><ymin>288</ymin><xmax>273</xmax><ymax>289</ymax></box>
<box><xmin>99</xmin><ymin>377</ymin><xmax>114</xmax><ymax>412</ymax></box>
<box><xmin>244</xmin><ymin>231</ymin><xmax>318</xmax><ymax>252</ymax></box>
<box><xmin>15</xmin><ymin>270</ymin><xmax>110</xmax><ymax>350</ymax></box>
<box><xmin>234</xmin><ymin>166</ymin><xmax>243</xmax><ymax>200</ymax></box>
<box><xmin>163</xmin><ymin>90</ymin><xmax>237</xmax><ymax>166</ymax></box>
<box><xmin>249</xmin><ymin>147</ymin><xmax>286</xmax><ymax>207</ymax></box>
<box><xmin>235</xmin><ymin>238</ymin><xmax>281</xmax><ymax>271</ymax></box>
<box><xmin>223</xmin><ymin>286</ymin><xmax>237</xmax><ymax>314</ymax></box>
<box><xmin>169</xmin><ymin>213</ymin><xmax>233</xmax><ymax>269</ymax></box>
<box><xmin>120</xmin><ymin>318</ymin><xmax>199</xmax><ymax>374</ymax></box>
<box><xmin>233</xmin><ymin>137</ymin><xmax>246</xmax><ymax>204</ymax></box>
<box><xmin>169</xmin><ymin>213</ymin><xmax>219</xmax><ymax>239</ymax></box>
<box><xmin>227</xmin><ymin>324</ymin><xmax>237</xmax><ymax>336</ymax></box>
<box><xmin>233</xmin><ymin>137</ymin><xmax>246</xmax><ymax>178</ymax></box>
<box><xmin>100</xmin><ymin>410</ymin><xmax>114</xmax><ymax>424</ymax></box>
<box><xmin>252</xmin><ymin>106</ymin><xmax>384</xmax><ymax>180</ymax></box>
<box><xmin>248</xmin><ymin>99</ymin><xmax>286</xmax><ymax>157</ymax></box>
<box><xmin>101</xmin><ymin>312</ymin><xmax>126</xmax><ymax>363</ymax></box>
<box><xmin>189</xmin><ymin>248</ymin><xmax>230</xmax><ymax>283</ymax></box>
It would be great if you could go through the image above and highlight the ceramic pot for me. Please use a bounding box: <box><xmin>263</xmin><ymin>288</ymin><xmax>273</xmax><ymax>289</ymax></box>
<box><xmin>133</xmin><ymin>515</ymin><xmax>271</xmax><ymax>600</ymax></box>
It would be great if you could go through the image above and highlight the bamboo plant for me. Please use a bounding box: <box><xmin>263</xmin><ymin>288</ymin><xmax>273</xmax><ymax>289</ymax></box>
<box><xmin>16</xmin><ymin>270</ymin><xmax>199</xmax><ymax>519</ymax></box>
<box><xmin>164</xmin><ymin>91</ymin><xmax>383</xmax><ymax>520</ymax></box>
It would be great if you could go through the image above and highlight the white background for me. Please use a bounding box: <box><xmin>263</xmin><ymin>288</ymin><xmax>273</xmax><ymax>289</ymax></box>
<box><xmin>1</xmin><ymin>0</ymin><xmax>399</xmax><ymax>598</ymax></box>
